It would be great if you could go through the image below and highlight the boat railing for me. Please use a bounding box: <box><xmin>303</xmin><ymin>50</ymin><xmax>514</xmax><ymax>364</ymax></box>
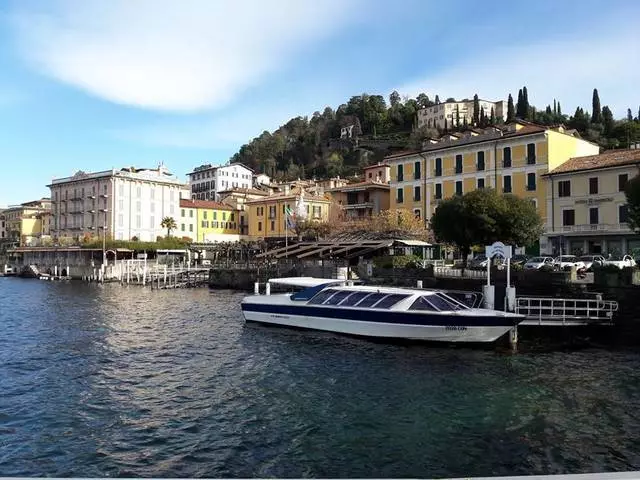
<box><xmin>434</xmin><ymin>266</ymin><xmax>488</xmax><ymax>279</ymax></box>
<box><xmin>515</xmin><ymin>296</ymin><xmax>618</xmax><ymax>325</ymax></box>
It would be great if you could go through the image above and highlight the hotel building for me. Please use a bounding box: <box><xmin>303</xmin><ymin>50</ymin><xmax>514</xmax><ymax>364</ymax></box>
<box><xmin>188</xmin><ymin>163</ymin><xmax>253</xmax><ymax>201</ymax></box>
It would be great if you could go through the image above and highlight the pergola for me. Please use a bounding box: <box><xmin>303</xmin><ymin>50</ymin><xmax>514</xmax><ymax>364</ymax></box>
<box><xmin>255</xmin><ymin>238</ymin><xmax>433</xmax><ymax>260</ymax></box>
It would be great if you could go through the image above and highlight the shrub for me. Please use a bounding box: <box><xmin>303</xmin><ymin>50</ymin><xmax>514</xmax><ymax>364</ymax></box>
<box><xmin>373</xmin><ymin>255</ymin><xmax>421</xmax><ymax>269</ymax></box>
<box><xmin>539</xmin><ymin>264</ymin><xmax>554</xmax><ymax>272</ymax></box>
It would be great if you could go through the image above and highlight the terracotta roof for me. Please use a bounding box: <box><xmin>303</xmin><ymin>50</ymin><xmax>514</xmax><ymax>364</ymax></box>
<box><xmin>179</xmin><ymin>199</ymin><xmax>233</xmax><ymax>210</ymax></box>
<box><xmin>245</xmin><ymin>193</ymin><xmax>332</xmax><ymax>204</ymax></box>
<box><xmin>363</xmin><ymin>163</ymin><xmax>390</xmax><ymax>169</ymax></box>
<box><xmin>544</xmin><ymin>149</ymin><xmax>640</xmax><ymax>176</ymax></box>
<box><xmin>217</xmin><ymin>187</ymin><xmax>269</xmax><ymax>196</ymax></box>
<box><xmin>326</xmin><ymin>181</ymin><xmax>390</xmax><ymax>192</ymax></box>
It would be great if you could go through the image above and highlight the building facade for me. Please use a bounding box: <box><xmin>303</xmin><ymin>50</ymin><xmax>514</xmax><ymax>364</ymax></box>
<box><xmin>219</xmin><ymin>188</ymin><xmax>270</xmax><ymax>237</ymax></box>
<box><xmin>1</xmin><ymin>199</ymin><xmax>52</xmax><ymax>246</ymax></box>
<box><xmin>246</xmin><ymin>188</ymin><xmax>332</xmax><ymax>239</ymax></box>
<box><xmin>49</xmin><ymin>166</ymin><xmax>189</xmax><ymax>242</ymax></box>
<box><xmin>416</xmin><ymin>99</ymin><xmax>505</xmax><ymax>130</ymax></box>
<box><xmin>387</xmin><ymin>120</ymin><xmax>601</xmax><ymax>227</ymax></box>
<box><xmin>0</xmin><ymin>209</ymin><xmax>6</xmax><ymax>241</ymax></box>
<box><xmin>328</xmin><ymin>181</ymin><xmax>390</xmax><ymax>220</ymax></box>
<box><xmin>179</xmin><ymin>199</ymin><xmax>240</xmax><ymax>243</ymax></box>
<box><xmin>542</xmin><ymin>149</ymin><xmax>640</xmax><ymax>256</ymax></box>
<box><xmin>188</xmin><ymin>163</ymin><xmax>253</xmax><ymax>201</ymax></box>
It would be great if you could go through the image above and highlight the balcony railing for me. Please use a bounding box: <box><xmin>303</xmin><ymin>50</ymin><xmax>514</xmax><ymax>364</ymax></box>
<box><xmin>344</xmin><ymin>202</ymin><xmax>375</xmax><ymax>210</ymax></box>
<box><xmin>548</xmin><ymin>223</ymin><xmax>632</xmax><ymax>234</ymax></box>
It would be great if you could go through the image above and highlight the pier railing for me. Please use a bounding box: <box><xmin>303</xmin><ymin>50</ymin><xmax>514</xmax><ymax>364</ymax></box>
<box><xmin>434</xmin><ymin>266</ymin><xmax>488</xmax><ymax>279</ymax></box>
<box><xmin>516</xmin><ymin>296</ymin><xmax>618</xmax><ymax>325</ymax></box>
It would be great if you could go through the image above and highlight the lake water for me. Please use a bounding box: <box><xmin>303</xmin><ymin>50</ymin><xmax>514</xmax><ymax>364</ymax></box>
<box><xmin>1</xmin><ymin>277</ymin><xmax>640</xmax><ymax>478</ymax></box>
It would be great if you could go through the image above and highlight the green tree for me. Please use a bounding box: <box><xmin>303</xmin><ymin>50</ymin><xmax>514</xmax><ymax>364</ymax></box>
<box><xmin>516</xmin><ymin>89</ymin><xmax>524</xmax><ymax>118</ymax></box>
<box><xmin>557</xmin><ymin>102</ymin><xmax>562</xmax><ymax>115</ymax></box>
<box><xmin>553</xmin><ymin>99</ymin><xmax>557</xmax><ymax>115</ymax></box>
<box><xmin>326</xmin><ymin>152</ymin><xmax>344</xmax><ymax>177</ymax></box>
<box><xmin>472</xmin><ymin>94</ymin><xmax>480</xmax><ymax>125</ymax></box>
<box><xmin>435</xmin><ymin>95</ymin><xmax>441</xmax><ymax>104</ymax></box>
<box><xmin>389</xmin><ymin>90</ymin><xmax>401</xmax><ymax>107</ymax></box>
<box><xmin>625</xmin><ymin>174</ymin><xmax>640</xmax><ymax>233</ymax></box>
<box><xmin>507</xmin><ymin>94</ymin><xmax>515</xmax><ymax>121</ymax></box>
<box><xmin>602</xmin><ymin>105</ymin><xmax>615</xmax><ymax>137</ymax></box>
<box><xmin>489</xmin><ymin>107</ymin><xmax>496</xmax><ymax>125</ymax></box>
<box><xmin>430</xmin><ymin>189</ymin><xmax>542</xmax><ymax>267</ymax></box>
<box><xmin>628</xmin><ymin>108</ymin><xmax>633</xmax><ymax>122</ymax></box>
<box><xmin>416</xmin><ymin>93</ymin><xmax>431</xmax><ymax>108</ymax></box>
<box><xmin>522</xmin><ymin>86</ymin><xmax>529</xmax><ymax>118</ymax></box>
<box><xmin>479</xmin><ymin>106</ymin><xmax>486</xmax><ymax>127</ymax></box>
<box><xmin>592</xmin><ymin>88</ymin><xmax>602</xmax><ymax>123</ymax></box>
<box><xmin>545</xmin><ymin>105</ymin><xmax>552</xmax><ymax>114</ymax></box>
<box><xmin>446</xmin><ymin>97</ymin><xmax>456</xmax><ymax>102</ymax></box>
<box><xmin>455</xmin><ymin>104</ymin><xmax>460</xmax><ymax>127</ymax></box>
<box><xmin>161</xmin><ymin>217</ymin><xmax>178</xmax><ymax>237</ymax></box>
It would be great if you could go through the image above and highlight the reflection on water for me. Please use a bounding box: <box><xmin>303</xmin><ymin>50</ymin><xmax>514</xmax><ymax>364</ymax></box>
<box><xmin>1</xmin><ymin>278</ymin><xmax>639</xmax><ymax>477</ymax></box>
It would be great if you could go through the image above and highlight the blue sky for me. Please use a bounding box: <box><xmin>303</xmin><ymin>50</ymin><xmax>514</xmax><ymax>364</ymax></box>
<box><xmin>0</xmin><ymin>0</ymin><xmax>638</xmax><ymax>207</ymax></box>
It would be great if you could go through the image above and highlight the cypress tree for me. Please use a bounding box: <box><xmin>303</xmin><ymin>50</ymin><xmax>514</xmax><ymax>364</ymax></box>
<box><xmin>546</xmin><ymin>105</ymin><xmax>552</xmax><ymax>114</ymax></box>
<box><xmin>490</xmin><ymin>107</ymin><xmax>496</xmax><ymax>125</ymax></box>
<box><xmin>472</xmin><ymin>94</ymin><xmax>480</xmax><ymax>125</ymax></box>
<box><xmin>463</xmin><ymin>116</ymin><xmax>468</xmax><ymax>129</ymax></box>
<box><xmin>516</xmin><ymin>89</ymin><xmax>524</xmax><ymax>118</ymax></box>
<box><xmin>522</xmin><ymin>86</ymin><xmax>529</xmax><ymax>119</ymax></box>
<box><xmin>480</xmin><ymin>106</ymin><xmax>486</xmax><ymax>127</ymax></box>
<box><xmin>628</xmin><ymin>108</ymin><xmax>634</xmax><ymax>122</ymax></box>
<box><xmin>507</xmin><ymin>94</ymin><xmax>515</xmax><ymax>121</ymax></box>
<box><xmin>443</xmin><ymin>118</ymin><xmax>448</xmax><ymax>133</ymax></box>
<box><xmin>591</xmin><ymin>88</ymin><xmax>602</xmax><ymax>123</ymax></box>
<box><xmin>602</xmin><ymin>106</ymin><xmax>614</xmax><ymax>136</ymax></box>
<box><xmin>557</xmin><ymin>102</ymin><xmax>562</xmax><ymax>115</ymax></box>
<box><xmin>456</xmin><ymin>104</ymin><xmax>460</xmax><ymax>127</ymax></box>
<box><xmin>553</xmin><ymin>99</ymin><xmax>557</xmax><ymax>115</ymax></box>
<box><xmin>435</xmin><ymin>95</ymin><xmax>440</xmax><ymax>105</ymax></box>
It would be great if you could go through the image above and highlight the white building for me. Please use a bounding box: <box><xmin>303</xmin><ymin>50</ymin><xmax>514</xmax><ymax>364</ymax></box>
<box><xmin>417</xmin><ymin>99</ymin><xmax>505</xmax><ymax>130</ymax></box>
<box><xmin>253</xmin><ymin>173</ymin><xmax>271</xmax><ymax>188</ymax></box>
<box><xmin>0</xmin><ymin>209</ymin><xmax>6</xmax><ymax>240</ymax></box>
<box><xmin>188</xmin><ymin>163</ymin><xmax>253</xmax><ymax>201</ymax></box>
<box><xmin>48</xmin><ymin>165</ymin><xmax>190</xmax><ymax>242</ymax></box>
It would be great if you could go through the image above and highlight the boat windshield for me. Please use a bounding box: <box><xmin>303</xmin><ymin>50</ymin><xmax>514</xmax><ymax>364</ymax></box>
<box><xmin>339</xmin><ymin>291</ymin><xmax>372</xmax><ymax>306</ymax></box>
<box><xmin>308</xmin><ymin>289</ymin><xmax>340</xmax><ymax>305</ymax></box>
<box><xmin>323</xmin><ymin>290</ymin><xmax>352</xmax><ymax>305</ymax></box>
<box><xmin>410</xmin><ymin>293</ymin><xmax>467</xmax><ymax>312</ymax></box>
<box><xmin>374</xmin><ymin>294</ymin><xmax>410</xmax><ymax>309</ymax></box>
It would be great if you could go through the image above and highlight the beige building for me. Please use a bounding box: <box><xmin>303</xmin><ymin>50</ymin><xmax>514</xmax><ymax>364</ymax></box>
<box><xmin>2</xmin><ymin>198</ymin><xmax>52</xmax><ymax>246</ymax></box>
<box><xmin>417</xmin><ymin>98</ymin><xmax>505</xmax><ymax>130</ymax></box>
<box><xmin>49</xmin><ymin>165</ymin><xmax>190</xmax><ymax>242</ymax></box>
<box><xmin>219</xmin><ymin>187</ymin><xmax>270</xmax><ymax>237</ymax></box>
<box><xmin>542</xmin><ymin>149</ymin><xmax>640</xmax><ymax>256</ymax></box>
<box><xmin>327</xmin><ymin>163</ymin><xmax>391</xmax><ymax>220</ymax></box>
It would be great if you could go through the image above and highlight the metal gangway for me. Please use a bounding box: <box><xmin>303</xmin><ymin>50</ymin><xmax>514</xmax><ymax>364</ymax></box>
<box><xmin>515</xmin><ymin>295</ymin><xmax>618</xmax><ymax>326</ymax></box>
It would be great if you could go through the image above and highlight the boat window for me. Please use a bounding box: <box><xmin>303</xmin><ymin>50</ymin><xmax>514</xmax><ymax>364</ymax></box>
<box><xmin>409</xmin><ymin>296</ymin><xmax>439</xmax><ymax>311</ymax></box>
<box><xmin>429</xmin><ymin>293</ymin><xmax>463</xmax><ymax>311</ymax></box>
<box><xmin>355</xmin><ymin>292</ymin><xmax>388</xmax><ymax>308</ymax></box>
<box><xmin>339</xmin><ymin>291</ymin><xmax>372</xmax><ymax>306</ymax></box>
<box><xmin>308</xmin><ymin>289</ymin><xmax>339</xmax><ymax>305</ymax></box>
<box><xmin>323</xmin><ymin>290</ymin><xmax>353</xmax><ymax>305</ymax></box>
<box><xmin>373</xmin><ymin>294</ymin><xmax>411</xmax><ymax>309</ymax></box>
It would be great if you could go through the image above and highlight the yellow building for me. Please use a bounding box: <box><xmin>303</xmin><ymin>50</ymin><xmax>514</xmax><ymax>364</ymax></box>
<box><xmin>246</xmin><ymin>188</ymin><xmax>332</xmax><ymax>239</ymax></box>
<box><xmin>2</xmin><ymin>199</ymin><xmax>52</xmax><ymax>246</ymax></box>
<box><xmin>179</xmin><ymin>199</ymin><xmax>240</xmax><ymax>243</ymax></box>
<box><xmin>386</xmin><ymin>120</ymin><xmax>600</xmax><ymax>226</ymax></box>
<box><xmin>542</xmin><ymin>149</ymin><xmax>640</xmax><ymax>256</ymax></box>
<box><xmin>218</xmin><ymin>187</ymin><xmax>270</xmax><ymax>237</ymax></box>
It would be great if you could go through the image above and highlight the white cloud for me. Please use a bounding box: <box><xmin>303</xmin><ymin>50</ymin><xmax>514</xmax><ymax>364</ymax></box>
<box><xmin>398</xmin><ymin>26</ymin><xmax>640</xmax><ymax>118</ymax></box>
<box><xmin>10</xmin><ymin>0</ymin><xmax>360</xmax><ymax>112</ymax></box>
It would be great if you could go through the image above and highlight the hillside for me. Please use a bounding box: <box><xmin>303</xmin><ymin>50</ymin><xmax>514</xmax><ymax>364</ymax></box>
<box><xmin>230</xmin><ymin>88</ymin><xmax>640</xmax><ymax>181</ymax></box>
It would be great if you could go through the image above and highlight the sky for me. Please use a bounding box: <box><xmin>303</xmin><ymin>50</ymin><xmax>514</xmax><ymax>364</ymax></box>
<box><xmin>0</xmin><ymin>0</ymin><xmax>638</xmax><ymax>207</ymax></box>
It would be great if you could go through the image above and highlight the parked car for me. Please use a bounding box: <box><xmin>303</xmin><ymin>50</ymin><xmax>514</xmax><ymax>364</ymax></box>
<box><xmin>603</xmin><ymin>254</ymin><xmax>636</xmax><ymax>269</ymax></box>
<box><xmin>578</xmin><ymin>255</ymin><xmax>605</xmax><ymax>271</ymax></box>
<box><xmin>553</xmin><ymin>255</ymin><xmax>586</xmax><ymax>271</ymax></box>
<box><xmin>523</xmin><ymin>256</ymin><xmax>555</xmax><ymax>270</ymax></box>
<box><xmin>468</xmin><ymin>255</ymin><xmax>488</xmax><ymax>269</ymax></box>
<box><xmin>510</xmin><ymin>255</ymin><xmax>530</xmax><ymax>267</ymax></box>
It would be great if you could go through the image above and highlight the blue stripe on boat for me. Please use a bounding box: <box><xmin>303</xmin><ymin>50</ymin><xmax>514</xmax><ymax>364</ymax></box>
<box><xmin>241</xmin><ymin>303</ymin><xmax>517</xmax><ymax>327</ymax></box>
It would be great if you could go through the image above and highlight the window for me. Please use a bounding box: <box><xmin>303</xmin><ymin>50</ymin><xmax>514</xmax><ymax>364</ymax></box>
<box><xmin>414</xmin><ymin>161</ymin><xmax>421</xmax><ymax>180</ymax></box>
<box><xmin>181</xmin><ymin>209</ymin><xmax>185</xmax><ymax>217</ymax></box>
<box><xmin>589</xmin><ymin>207</ymin><xmax>599</xmax><ymax>225</ymax></box>
<box><xmin>527</xmin><ymin>143</ymin><xmax>536</xmax><ymax>164</ymax></box>
<box><xmin>414</xmin><ymin>186</ymin><xmax>421</xmax><ymax>201</ymax></box>
<box><xmin>136</xmin><ymin>186</ymin><xmax>141</xmax><ymax>198</ymax></box>
<box><xmin>230</xmin><ymin>213</ymin><xmax>235</xmax><ymax>221</ymax></box>
<box><xmin>375</xmin><ymin>294</ymin><xmax>410</xmax><ymax>309</ymax></box>
<box><xmin>313</xmin><ymin>206</ymin><xmax>322</xmax><ymax>218</ymax></box>
<box><xmin>368</xmin><ymin>172</ymin><xmax>372</xmax><ymax>178</ymax></box>
<box><xmin>270</xmin><ymin>220</ymin><xmax>275</xmax><ymax>231</ymax></box>
<box><xmin>477</xmin><ymin>151</ymin><xmax>485</xmax><ymax>171</ymax></box>
<box><xmin>503</xmin><ymin>147</ymin><xmax>512</xmax><ymax>167</ymax></box>
<box><xmin>189</xmin><ymin>210</ymin><xmax>194</xmax><ymax>218</ymax></box>
<box><xmin>356</xmin><ymin>292</ymin><xmax>388</xmax><ymax>308</ymax></box>
<box><xmin>527</xmin><ymin>173</ymin><xmax>536</xmax><ymax>191</ymax></box>
<box><xmin>397</xmin><ymin>164</ymin><xmax>404</xmax><ymax>182</ymax></box>
<box><xmin>324</xmin><ymin>290</ymin><xmax>353</xmax><ymax>305</ymax></box>
<box><xmin>434</xmin><ymin>158</ymin><xmax>442</xmax><ymax>177</ymax></box>
<box><xmin>258</xmin><ymin>221</ymin><xmax>262</xmax><ymax>231</ymax></box>
<box><xmin>269</xmin><ymin>206</ymin><xmax>276</xmax><ymax>218</ymax></box>
<box><xmin>414</xmin><ymin>209</ymin><xmax>421</xmax><ymax>219</ymax></box>
<box><xmin>309</xmin><ymin>289</ymin><xmax>339</xmax><ymax>305</ymax></box>
<box><xmin>477</xmin><ymin>178</ymin><xmax>485</xmax><ymax>189</ymax></box>
<box><xmin>397</xmin><ymin>188</ymin><xmax>404</xmax><ymax>203</ymax></box>
<box><xmin>181</xmin><ymin>223</ymin><xmax>185</xmax><ymax>231</ymax></box>
<box><xmin>589</xmin><ymin>177</ymin><xmax>598</xmax><ymax>195</ymax></box>
<box><xmin>620</xmin><ymin>204</ymin><xmax>629</xmax><ymax>223</ymax></box>
<box><xmin>455</xmin><ymin>181</ymin><xmax>463</xmax><ymax>196</ymax></box>
<box><xmin>503</xmin><ymin>175</ymin><xmax>512</xmax><ymax>193</ymax></box>
<box><xmin>619</xmin><ymin>174</ymin><xmax>629</xmax><ymax>192</ymax></box>
<box><xmin>189</xmin><ymin>224</ymin><xmax>193</xmax><ymax>232</ymax></box>
<box><xmin>558</xmin><ymin>180</ymin><xmax>571</xmax><ymax>197</ymax></box>
<box><xmin>204</xmin><ymin>211</ymin><xmax>208</xmax><ymax>219</ymax></box>
<box><xmin>455</xmin><ymin>154</ymin><xmax>463</xmax><ymax>174</ymax></box>
<box><xmin>562</xmin><ymin>209</ymin><xmax>575</xmax><ymax>226</ymax></box>
<box><xmin>435</xmin><ymin>183</ymin><xmax>442</xmax><ymax>199</ymax></box>
<box><xmin>340</xmin><ymin>291</ymin><xmax>372</xmax><ymax>306</ymax></box>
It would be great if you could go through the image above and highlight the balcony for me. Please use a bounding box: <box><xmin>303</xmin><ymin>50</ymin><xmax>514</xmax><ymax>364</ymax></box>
<box><xmin>69</xmin><ymin>195</ymin><xmax>83</xmax><ymax>201</ymax></box>
<box><xmin>344</xmin><ymin>202</ymin><xmax>375</xmax><ymax>210</ymax></box>
<box><xmin>547</xmin><ymin>223</ymin><xmax>633</xmax><ymax>235</ymax></box>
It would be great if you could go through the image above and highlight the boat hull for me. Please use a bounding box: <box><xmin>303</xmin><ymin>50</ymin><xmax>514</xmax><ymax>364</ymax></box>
<box><xmin>241</xmin><ymin>305</ymin><xmax>516</xmax><ymax>343</ymax></box>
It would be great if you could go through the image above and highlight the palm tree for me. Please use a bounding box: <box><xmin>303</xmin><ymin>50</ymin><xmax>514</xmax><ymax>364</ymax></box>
<box><xmin>160</xmin><ymin>216</ymin><xmax>177</xmax><ymax>237</ymax></box>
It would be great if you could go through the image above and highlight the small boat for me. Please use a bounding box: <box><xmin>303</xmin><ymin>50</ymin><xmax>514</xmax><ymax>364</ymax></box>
<box><xmin>241</xmin><ymin>277</ymin><xmax>524</xmax><ymax>343</ymax></box>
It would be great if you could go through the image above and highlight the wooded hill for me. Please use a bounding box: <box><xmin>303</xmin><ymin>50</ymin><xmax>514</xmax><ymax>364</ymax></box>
<box><xmin>230</xmin><ymin>88</ymin><xmax>640</xmax><ymax>181</ymax></box>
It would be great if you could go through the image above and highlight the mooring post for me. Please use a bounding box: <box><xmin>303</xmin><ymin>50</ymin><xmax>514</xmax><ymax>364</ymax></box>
<box><xmin>254</xmin><ymin>282</ymin><xmax>259</xmax><ymax>294</ymax></box>
<box><xmin>509</xmin><ymin>325</ymin><xmax>518</xmax><ymax>351</ymax></box>
<box><xmin>265</xmin><ymin>282</ymin><xmax>271</xmax><ymax>296</ymax></box>
<box><xmin>416</xmin><ymin>280</ymin><xmax>423</xmax><ymax>289</ymax></box>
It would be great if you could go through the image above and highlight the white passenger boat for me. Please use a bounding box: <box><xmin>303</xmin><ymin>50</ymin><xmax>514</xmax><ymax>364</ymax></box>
<box><xmin>241</xmin><ymin>277</ymin><xmax>524</xmax><ymax>343</ymax></box>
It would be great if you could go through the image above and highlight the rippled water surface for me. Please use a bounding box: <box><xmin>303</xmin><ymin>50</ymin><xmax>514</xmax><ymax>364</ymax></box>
<box><xmin>1</xmin><ymin>278</ymin><xmax>640</xmax><ymax>478</ymax></box>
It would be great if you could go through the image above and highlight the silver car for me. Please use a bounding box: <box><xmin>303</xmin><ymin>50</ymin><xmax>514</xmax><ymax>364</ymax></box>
<box><xmin>579</xmin><ymin>255</ymin><xmax>605</xmax><ymax>271</ymax></box>
<box><xmin>523</xmin><ymin>256</ymin><xmax>555</xmax><ymax>270</ymax></box>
